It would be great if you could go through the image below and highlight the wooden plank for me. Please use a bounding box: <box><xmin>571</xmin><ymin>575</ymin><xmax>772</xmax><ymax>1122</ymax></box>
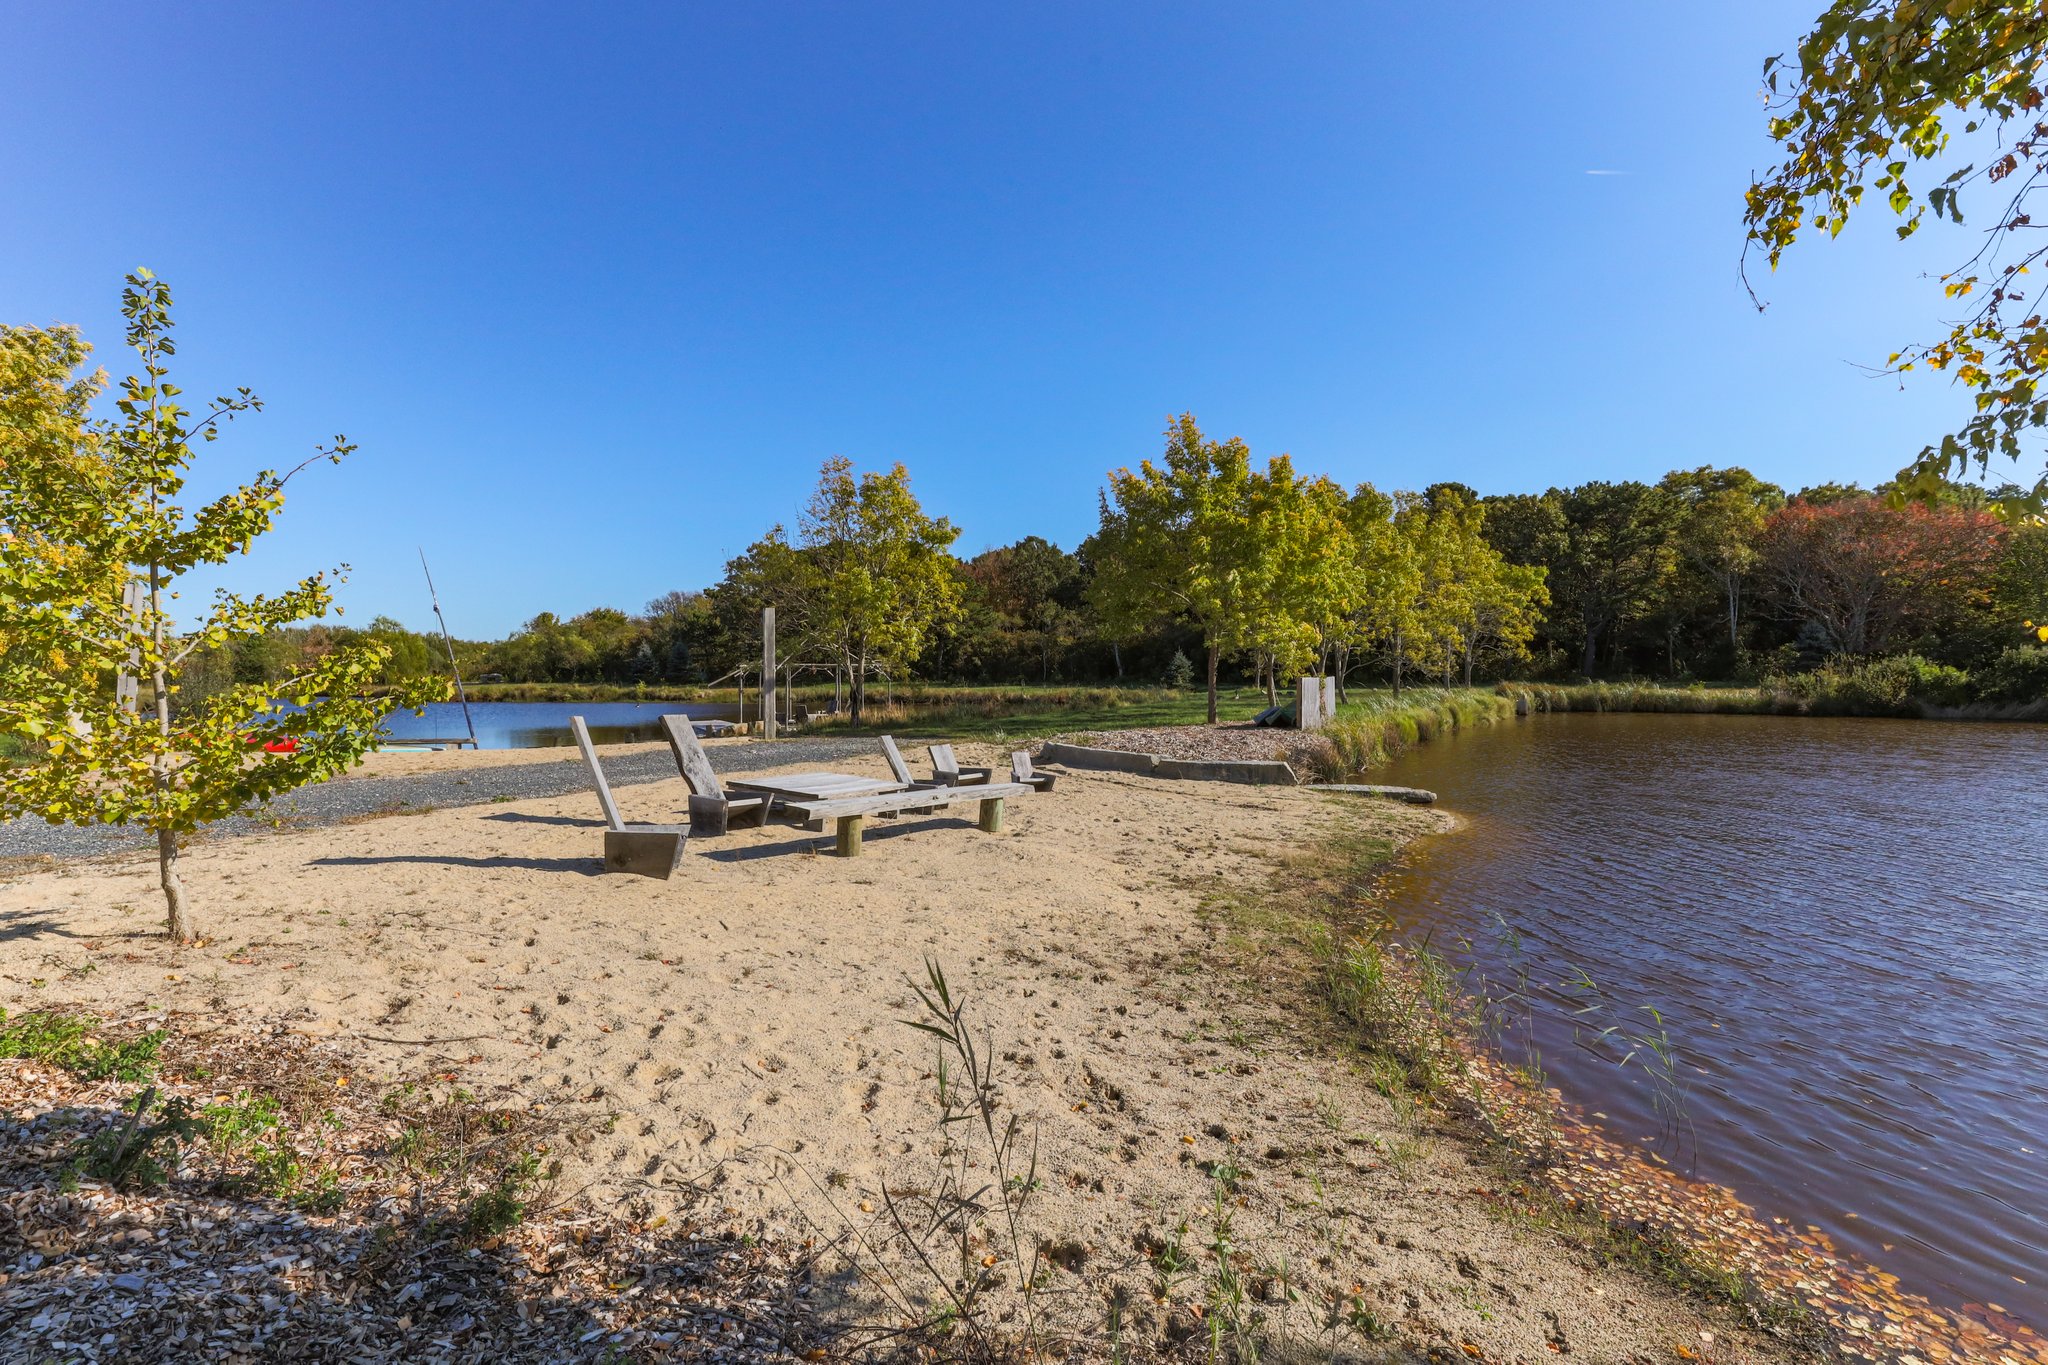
<box><xmin>879</xmin><ymin>735</ymin><xmax>914</xmax><ymax>785</ymax></box>
<box><xmin>782</xmin><ymin>782</ymin><xmax>1029</xmax><ymax>822</ymax></box>
<box><xmin>659</xmin><ymin>714</ymin><xmax>725</xmax><ymax>798</ymax></box>
<box><xmin>727</xmin><ymin>773</ymin><xmax>904</xmax><ymax>800</ymax></box>
<box><xmin>604</xmin><ymin>828</ymin><xmax>687</xmax><ymax>878</ymax></box>
<box><xmin>571</xmin><ymin>716</ymin><xmax>625</xmax><ymax>832</ymax></box>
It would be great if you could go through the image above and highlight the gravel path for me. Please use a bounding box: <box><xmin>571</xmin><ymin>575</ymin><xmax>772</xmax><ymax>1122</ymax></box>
<box><xmin>0</xmin><ymin>736</ymin><xmax>876</xmax><ymax>863</ymax></box>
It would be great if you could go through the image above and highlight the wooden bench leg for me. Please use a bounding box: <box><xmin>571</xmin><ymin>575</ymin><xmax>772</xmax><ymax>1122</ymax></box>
<box><xmin>836</xmin><ymin>814</ymin><xmax>864</xmax><ymax>857</ymax></box>
<box><xmin>604</xmin><ymin>829</ymin><xmax>686</xmax><ymax>879</ymax></box>
<box><xmin>977</xmin><ymin>797</ymin><xmax>1004</xmax><ymax>834</ymax></box>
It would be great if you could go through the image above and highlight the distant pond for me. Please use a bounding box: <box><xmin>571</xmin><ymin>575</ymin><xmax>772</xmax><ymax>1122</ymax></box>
<box><xmin>376</xmin><ymin>700</ymin><xmax>747</xmax><ymax>749</ymax></box>
<box><xmin>1372</xmin><ymin>712</ymin><xmax>2048</xmax><ymax>1333</ymax></box>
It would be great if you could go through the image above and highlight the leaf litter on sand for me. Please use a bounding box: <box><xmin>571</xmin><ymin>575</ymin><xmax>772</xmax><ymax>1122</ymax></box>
<box><xmin>0</xmin><ymin>1014</ymin><xmax>821</xmax><ymax>1362</ymax></box>
<box><xmin>1445</xmin><ymin>1016</ymin><xmax>2048</xmax><ymax>1364</ymax></box>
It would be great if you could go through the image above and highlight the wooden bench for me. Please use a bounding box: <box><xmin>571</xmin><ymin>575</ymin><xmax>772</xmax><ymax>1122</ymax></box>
<box><xmin>374</xmin><ymin>736</ymin><xmax>478</xmax><ymax>750</ymax></box>
<box><xmin>781</xmin><ymin>781</ymin><xmax>1030</xmax><ymax>857</ymax></box>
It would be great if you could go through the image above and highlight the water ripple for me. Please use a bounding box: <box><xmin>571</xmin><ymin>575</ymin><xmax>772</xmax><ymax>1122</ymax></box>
<box><xmin>1375</xmin><ymin>713</ymin><xmax>2048</xmax><ymax>1327</ymax></box>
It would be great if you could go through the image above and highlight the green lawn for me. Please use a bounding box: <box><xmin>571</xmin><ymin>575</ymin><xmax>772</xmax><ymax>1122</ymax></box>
<box><xmin>800</xmin><ymin>683</ymin><xmax>1268</xmax><ymax>739</ymax></box>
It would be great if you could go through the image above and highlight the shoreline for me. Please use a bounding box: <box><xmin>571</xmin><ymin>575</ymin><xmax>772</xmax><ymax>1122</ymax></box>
<box><xmin>1280</xmin><ymin>793</ymin><xmax>2048</xmax><ymax>1364</ymax></box>
<box><xmin>0</xmin><ymin>742</ymin><xmax>1823</xmax><ymax>1360</ymax></box>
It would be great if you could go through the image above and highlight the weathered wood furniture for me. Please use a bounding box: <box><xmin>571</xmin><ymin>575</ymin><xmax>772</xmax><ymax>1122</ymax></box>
<box><xmin>928</xmin><ymin>743</ymin><xmax>993</xmax><ymax>787</ymax></box>
<box><xmin>780</xmin><ymin>781</ymin><xmax>1030</xmax><ymax>857</ymax></box>
<box><xmin>374</xmin><ymin>736</ymin><xmax>479</xmax><ymax>750</ymax></box>
<box><xmin>571</xmin><ymin>716</ymin><xmax>688</xmax><ymax>878</ymax></box>
<box><xmin>659</xmin><ymin>714</ymin><xmax>772</xmax><ymax>835</ymax></box>
<box><xmin>1009</xmin><ymin>751</ymin><xmax>1058</xmax><ymax>792</ymax></box>
<box><xmin>880</xmin><ymin>735</ymin><xmax>945</xmax><ymax>789</ymax></box>
<box><xmin>724</xmin><ymin>771</ymin><xmax>908</xmax><ymax>801</ymax></box>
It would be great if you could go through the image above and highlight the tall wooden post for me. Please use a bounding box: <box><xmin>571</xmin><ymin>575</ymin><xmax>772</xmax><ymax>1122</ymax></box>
<box><xmin>115</xmin><ymin>578</ymin><xmax>143</xmax><ymax>714</ymax></box>
<box><xmin>761</xmin><ymin>607</ymin><xmax>777</xmax><ymax>740</ymax></box>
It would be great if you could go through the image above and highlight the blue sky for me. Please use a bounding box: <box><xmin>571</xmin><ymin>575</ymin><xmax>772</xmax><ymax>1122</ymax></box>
<box><xmin>2</xmin><ymin>2</ymin><xmax>1975</xmax><ymax>637</ymax></box>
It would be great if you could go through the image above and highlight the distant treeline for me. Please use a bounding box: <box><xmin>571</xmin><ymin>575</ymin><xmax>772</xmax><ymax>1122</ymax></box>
<box><xmin>199</xmin><ymin>462</ymin><xmax>2048</xmax><ymax>708</ymax></box>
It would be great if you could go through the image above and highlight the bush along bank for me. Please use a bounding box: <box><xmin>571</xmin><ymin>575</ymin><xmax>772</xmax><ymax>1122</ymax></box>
<box><xmin>1306</xmin><ymin>689</ymin><xmax>1523</xmax><ymax>781</ymax></box>
<box><xmin>1495</xmin><ymin>649</ymin><xmax>2048</xmax><ymax>724</ymax></box>
<box><xmin>1248</xmin><ymin>830</ymin><xmax>2048</xmax><ymax>1364</ymax></box>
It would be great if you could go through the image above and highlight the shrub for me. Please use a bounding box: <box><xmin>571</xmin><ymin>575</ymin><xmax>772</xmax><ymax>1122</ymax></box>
<box><xmin>73</xmin><ymin>1087</ymin><xmax>204</xmax><ymax>1190</ymax></box>
<box><xmin>1785</xmin><ymin>654</ymin><xmax>1974</xmax><ymax>713</ymax></box>
<box><xmin>1163</xmin><ymin>649</ymin><xmax>1195</xmax><ymax>690</ymax></box>
<box><xmin>1976</xmin><ymin>645</ymin><xmax>2048</xmax><ymax>703</ymax></box>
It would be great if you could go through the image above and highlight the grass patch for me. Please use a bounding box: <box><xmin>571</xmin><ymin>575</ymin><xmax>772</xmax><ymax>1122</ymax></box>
<box><xmin>801</xmin><ymin>683</ymin><xmax>1261</xmax><ymax>738</ymax></box>
<box><xmin>0</xmin><ymin>1008</ymin><xmax>164</xmax><ymax>1082</ymax></box>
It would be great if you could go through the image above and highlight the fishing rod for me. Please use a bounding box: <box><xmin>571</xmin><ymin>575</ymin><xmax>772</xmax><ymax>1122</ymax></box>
<box><xmin>418</xmin><ymin>548</ymin><xmax>478</xmax><ymax>748</ymax></box>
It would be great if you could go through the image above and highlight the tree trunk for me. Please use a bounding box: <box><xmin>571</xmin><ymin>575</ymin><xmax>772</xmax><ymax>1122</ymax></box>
<box><xmin>159</xmin><ymin>828</ymin><xmax>194</xmax><ymax>944</ymax></box>
<box><xmin>147</xmin><ymin>559</ymin><xmax>192</xmax><ymax>944</ymax></box>
<box><xmin>1462</xmin><ymin>639</ymin><xmax>1475</xmax><ymax>687</ymax></box>
<box><xmin>1111</xmin><ymin>641</ymin><xmax>1123</xmax><ymax>679</ymax></box>
<box><xmin>1334</xmin><ymin>644</ymin><xmax>1350</xmax><ymax>702</ymax></box>
<box><xmin>1205</xmin><ymin>644</ymin><xmax>1220</xmax><ymax>725</ymax></box>
<box><xmin>1580</xmin><ymin>622</ymin><xmax>1600</xmax><ymax>679</ymax></box>
<box><xmin>1726</xmin><ymin>579</ymin><xmax>1741</xmax><ymax>653</ymax></box>
<box><xmin>1391</xmin><ymin>628</ymin><xmax>1404</xmax><ymax>698</ymax></box>
<box><xmin>1263</xmin><ymin>653</ymin><xmax>1277</xmax><ymax>707</ymax></box>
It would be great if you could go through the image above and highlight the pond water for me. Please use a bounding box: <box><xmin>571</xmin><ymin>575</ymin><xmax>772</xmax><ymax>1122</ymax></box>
<box><xmin>1372</xmin><ymin>713</ymin><xmax>2048</xmax><ymax>1331</ymax></box>
<box><xmin>377</xmin><ymin>700</ymin><xmax>749</xmax><ymax>749</ymax></box>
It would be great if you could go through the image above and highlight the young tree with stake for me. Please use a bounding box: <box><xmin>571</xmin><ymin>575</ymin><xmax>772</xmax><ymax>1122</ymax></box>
<box><xmin>0</xmin><ymin>273</ymin><xmax>444</xmax><ymax>945</ymax></box>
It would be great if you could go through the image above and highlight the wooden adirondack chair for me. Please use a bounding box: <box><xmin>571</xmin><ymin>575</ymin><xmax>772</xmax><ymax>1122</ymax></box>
<box><xmin>570</xmin><ymin>716</ymin><xmax>688</xmax><ymax>878</ymax></box>
<box><xmin>928</xmin><ymin>743</ymin><xmax>993</xmax><ymax>787</ymax></box>
<box><xmin>659</xmin><ymin>714</ymin><xmax>772</xmax><ymax>834</ymax></box>
<box><xmin>1010</xmin><ymin>750</ymin><xmax>1058</xmax><ymax>793</ymax></box>
<box><xmin>880</xmin><ymin>735</ymin><xmax>945</xmax><ymax>789</ymax></box>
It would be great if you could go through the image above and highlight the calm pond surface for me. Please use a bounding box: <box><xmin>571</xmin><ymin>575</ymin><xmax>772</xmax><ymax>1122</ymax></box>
<box><xmin>1374</xmin><ymin>713</ymin><xmax>2048</xmax><ymax>1329</ymax></box>
<box><xmin>377</xmin><ymin>700</ymin><xmax>749</xmax><ymax>749</ymax></box>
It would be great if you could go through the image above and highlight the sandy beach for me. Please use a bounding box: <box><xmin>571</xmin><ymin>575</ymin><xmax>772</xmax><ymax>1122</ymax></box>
<box><xmin>0</xmin><ymin>742</ymin><xmax>1801</xmax><ymax>1361</ymax></box>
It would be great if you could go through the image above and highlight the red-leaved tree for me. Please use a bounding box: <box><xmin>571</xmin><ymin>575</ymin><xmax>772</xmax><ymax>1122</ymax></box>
<box><xmin>1757</xmin><ymin>497</ymin><xmax>2004</xmax><ymax>656</ymax></box>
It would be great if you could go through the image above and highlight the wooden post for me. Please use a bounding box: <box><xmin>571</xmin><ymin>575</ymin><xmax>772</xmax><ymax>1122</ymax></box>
<box><xmin>978</xmin><ymin>797</ymin><xmax>1005</xmax><ymax>834</ymax></box>
<box><xmin>836</xmin><ymin>813</ymin><xmax>864</xmax><ymax>857</ymax></box>
<box><xmin>761</xmin><ymin>607</ymin><xmax>777</xmax><ymax>741</ymax></box>
<box><xmin>115</xmin><ymin>579</ymin><xmax>142</xmax><ymax>714</ymax></box>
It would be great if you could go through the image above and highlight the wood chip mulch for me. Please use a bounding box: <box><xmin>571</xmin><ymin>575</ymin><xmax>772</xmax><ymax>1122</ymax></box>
<box><xmin>0</xmin><ymin>1021</ymin><xmax>823</xmax><ymax>1364</ymax></box>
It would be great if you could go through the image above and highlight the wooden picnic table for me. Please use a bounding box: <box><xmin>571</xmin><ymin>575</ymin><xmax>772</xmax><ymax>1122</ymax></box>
<box><xmin>726</xmin><ymin>771</ymin><xmax>908</xmax><ymax>802</ymax></box>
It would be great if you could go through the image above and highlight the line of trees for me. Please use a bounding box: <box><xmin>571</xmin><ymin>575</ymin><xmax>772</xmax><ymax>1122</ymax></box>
<box><xmin>211</xmin><ymin>417</ymin><xmax>2048</xmax><ymax>707</ymax></box>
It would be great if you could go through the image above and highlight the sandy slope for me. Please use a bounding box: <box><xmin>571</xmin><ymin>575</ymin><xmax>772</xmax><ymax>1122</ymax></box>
<box><xmin>0</xmin><ymin>746</ymin><xmax>1792</xmax><ymax>1361</ymax></box>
